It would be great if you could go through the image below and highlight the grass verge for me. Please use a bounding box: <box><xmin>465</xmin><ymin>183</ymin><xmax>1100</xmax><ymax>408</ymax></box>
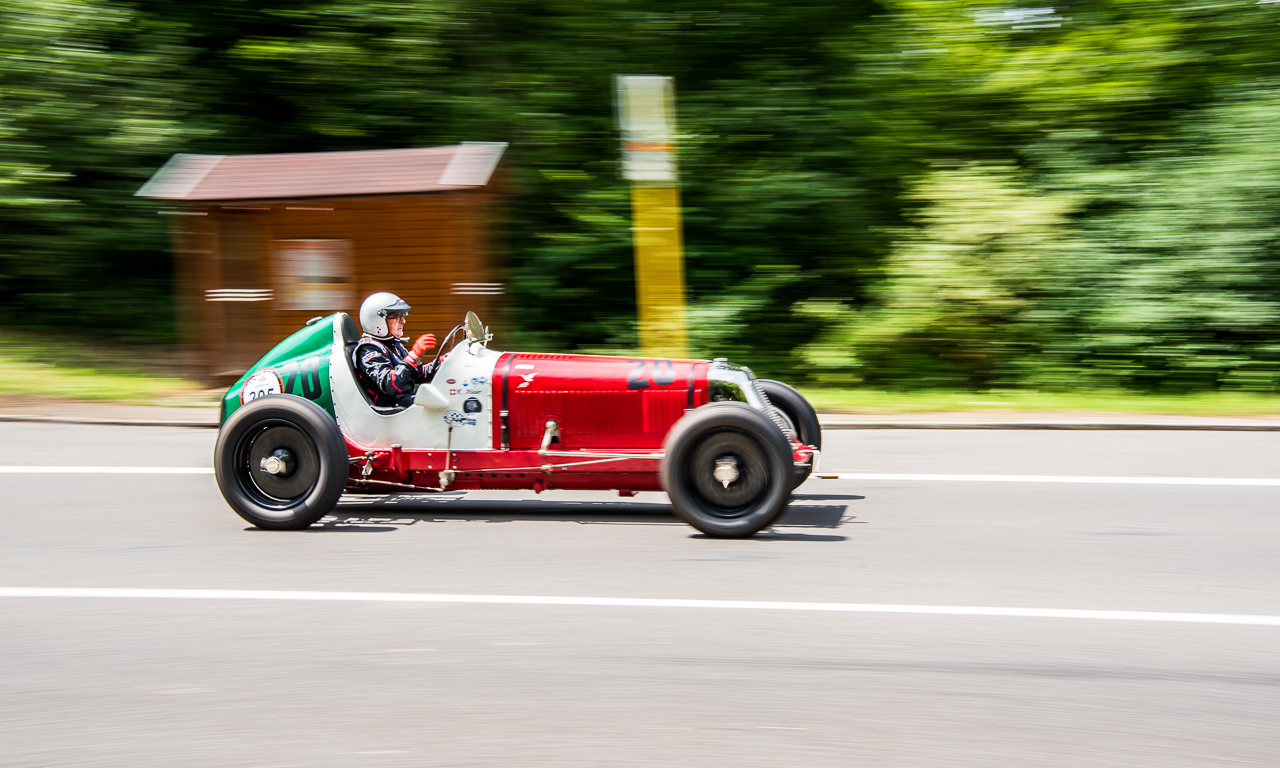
<box><xmin>798</xmin><ymin>388</ymin><xmax>1280</xmax><ymax>417</ymax></box>
<box><xmin>0</xmin><ymin>343</ymin><xmax>206</xmax><ymax>405</ymax></box>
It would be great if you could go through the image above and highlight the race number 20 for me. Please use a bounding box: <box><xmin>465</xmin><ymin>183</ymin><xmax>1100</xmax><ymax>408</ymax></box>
<box><xmin>627</xmin><ymin>359</ymin><xmax>676</xmax><ymax>390</ymax></box>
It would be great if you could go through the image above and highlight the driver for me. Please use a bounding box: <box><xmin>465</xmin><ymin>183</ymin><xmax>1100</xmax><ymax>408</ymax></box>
<box><xmin>352</xmin><ymin>292</ymin><xmax>436</xmax><ymax>410</ymax></box>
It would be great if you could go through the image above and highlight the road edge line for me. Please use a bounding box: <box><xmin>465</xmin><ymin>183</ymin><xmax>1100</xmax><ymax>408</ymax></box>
<box><xmin>0</xmin><ymin>414</ymin><xmax>217</xmax><ymax>429</ymax></box>
<box><xmin>818</xmin><ymin>421</ymin><xmax>1280</xmax><ymax>431</ymax></box>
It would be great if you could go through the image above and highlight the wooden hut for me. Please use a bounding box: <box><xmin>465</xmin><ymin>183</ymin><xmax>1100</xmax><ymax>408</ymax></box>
<box><xmin>137</xmin><ymin>143</ymin><xmax>507</xmax><ymax>382</ymax></box>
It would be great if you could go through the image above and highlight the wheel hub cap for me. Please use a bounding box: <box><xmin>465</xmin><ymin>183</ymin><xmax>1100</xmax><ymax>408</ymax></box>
<box><xmin>245</xmin><ymin>426</ymin><xmax>319</xmax><ymax>503</ymax></box>
<box><xmin>688</xmin><ymin>431</ymin><xmax>770</xmax><ymax>519</ymax></box>
<box><xmin>259</xmin><ymin>449</ymin><xmax>295</xmax><ymax>476</ymax></box>
<box><xmin>713</xmin><ymin>457</ymin><xmax>740</xmax><ymax>488</ymax></box>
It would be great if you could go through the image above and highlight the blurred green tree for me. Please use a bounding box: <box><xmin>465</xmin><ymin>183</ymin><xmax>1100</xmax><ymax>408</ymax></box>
<box><xmin>5</xmin><ymin>0</ymin><xmax>1280</xmax><ymax>393</ymax></box>
<box><xmin>799</xmin><ymin>162</ymin><xmax>1077</xmax><ymax>387</ymax></box>
<box><xmin>0</xmin><ymin>0</ymin><xmax>193</xmax><ymax>336</ymax></box>
<box><xmin>801</xmin><ymin>0</ymin><xmax>1280</xmax><ymax>390</ymax></box>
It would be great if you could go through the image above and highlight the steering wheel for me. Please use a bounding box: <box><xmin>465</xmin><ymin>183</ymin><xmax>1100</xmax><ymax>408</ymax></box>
<box><xmin>427</xmin><ymin>323</ymin><xmax>466</xmax><ymax>369</ymax></box>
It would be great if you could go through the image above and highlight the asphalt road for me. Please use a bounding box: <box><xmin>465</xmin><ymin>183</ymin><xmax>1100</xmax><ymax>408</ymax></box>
<box><xmin>1</xmin><ymin>423</ymin><xmax>1278</xmax><ymax>767</ymax></box>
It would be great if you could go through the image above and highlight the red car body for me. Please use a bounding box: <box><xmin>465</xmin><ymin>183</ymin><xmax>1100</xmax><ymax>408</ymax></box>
<box><xmin>215</xmin><ymin>313</ymin><xmax>821</xmax><ymax>537</ymax></box>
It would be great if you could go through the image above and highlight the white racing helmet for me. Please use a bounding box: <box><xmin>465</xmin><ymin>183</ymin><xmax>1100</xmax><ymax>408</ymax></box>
<box><xmin>359</xmin><ymin>292</ymin><xmax>412</xmax><ymax>337</ymax></box>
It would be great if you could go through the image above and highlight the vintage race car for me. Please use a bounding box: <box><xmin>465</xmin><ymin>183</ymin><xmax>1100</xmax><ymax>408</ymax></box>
<box><xmin>214</xmin><ymin>312</ymin><xmax>821</xmax><ymax>538</ymax></box>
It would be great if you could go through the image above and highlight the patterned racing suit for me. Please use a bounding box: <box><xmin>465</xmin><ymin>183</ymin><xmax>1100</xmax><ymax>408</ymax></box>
<box><xmin>351</xmin><ymin>336</ymin><xmax>433</xmax><ymax>410</ymax></box>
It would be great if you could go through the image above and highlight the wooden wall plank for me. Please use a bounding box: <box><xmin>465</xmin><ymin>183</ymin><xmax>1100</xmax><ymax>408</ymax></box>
<box><xmin>186</xmin><ymin>191</ymin><xmax>501</xmax><ymax>384</ymax></box>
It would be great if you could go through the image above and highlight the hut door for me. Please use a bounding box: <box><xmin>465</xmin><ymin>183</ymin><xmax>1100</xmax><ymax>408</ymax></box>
<box><xmin>213</xmin><ymin>212</ymin><xmax>269</xmax><ymax>377</ymax></box>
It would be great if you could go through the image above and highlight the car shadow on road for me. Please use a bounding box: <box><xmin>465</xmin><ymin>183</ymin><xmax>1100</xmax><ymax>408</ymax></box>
<box><xmin>284</xmin><ymin>493</ymin><xmax>862</xmax><ymax>535</ymax></box>
<box><xmin>791</xmin><ymin>494</ymin><xmax>866</xmax><ymax>501</ymax></box>
<box><xmin>689</xmin><ymin>531</ymin><xmax>849</xmax><ymax>542</ymax></box>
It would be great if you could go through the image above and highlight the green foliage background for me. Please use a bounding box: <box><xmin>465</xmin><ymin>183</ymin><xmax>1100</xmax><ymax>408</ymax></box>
<box><xmin>5</xmin><ymin>0</ymin><xmax>1280</xmax><ymax>392</ymax></box>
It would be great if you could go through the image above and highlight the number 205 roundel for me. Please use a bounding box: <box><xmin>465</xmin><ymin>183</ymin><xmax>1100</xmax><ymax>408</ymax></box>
<box><xmin>240</xmin><ymin>369</ymin><xmax>283</xmax><ymax>404</ymax></box>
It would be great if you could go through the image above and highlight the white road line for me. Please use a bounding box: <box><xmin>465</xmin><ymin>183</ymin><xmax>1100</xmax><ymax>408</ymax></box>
<box><xmin>0</xmin><ymin>587</ymin><xmax>1277</xmax><ymax>626</ymax></box>
<box><xmin>0</xmin><ymin>466</ymin><xmax>212</xmax><ymax>474</ymax></box>
<box><xmin>818</xmin><ymin>472</ymin><xmax>1280</xmax><ymax>486</ymax></box>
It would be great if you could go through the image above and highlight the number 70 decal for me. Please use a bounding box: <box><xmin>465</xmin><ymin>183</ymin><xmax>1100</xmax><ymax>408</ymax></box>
<box><xmin>280</xmin><ymin>357</ymin><xmax>324</xmax><ymax>400</ymax></box>
<box><xmin>627</xmin><ymin>359</ymin><xmax>676</xmax><ymax>390</ymax></box>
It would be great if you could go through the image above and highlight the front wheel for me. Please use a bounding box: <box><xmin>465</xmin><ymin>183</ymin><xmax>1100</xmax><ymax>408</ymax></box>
<box><xmin>661</xmin><ymin>402</ymin><xmax>794</xmax><ymax>538</ymax></box>
<box><xmin>214</xmin><ymin>395</ymin><xmax>349</xmax><ymax>530</ymax></box>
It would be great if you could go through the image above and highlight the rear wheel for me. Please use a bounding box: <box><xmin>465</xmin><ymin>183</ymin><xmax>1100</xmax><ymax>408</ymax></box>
<box><xmin>214</xmin><ymin>395</ymin><xmax>348</xmax><ymax>530</ymax></box>
<box><xmin>661</xmin><ymin>402</ymin><xmax>793</xmax><ymax>538</ymax></box>
<box><xmin>757</xmin><ymin>379</ymin><xmax>821</xmax><ymax>488</ymax></box>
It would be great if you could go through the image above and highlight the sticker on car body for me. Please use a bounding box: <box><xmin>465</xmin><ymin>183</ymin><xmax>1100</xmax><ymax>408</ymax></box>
<box><xmin>240</xmin><ymin>369</ymin><xmax>282</xmax><ymax>404</ymax></box>
<box><xmin>443</xmin><ymin>410</ymin><xmax>477</xmax><ymax>426</ymax></box>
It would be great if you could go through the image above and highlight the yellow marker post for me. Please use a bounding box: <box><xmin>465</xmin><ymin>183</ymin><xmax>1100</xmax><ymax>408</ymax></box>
<box><xmin>616</xmin><ymin>76</ymin><xmax>688</xmax><ymax>358</ymax></box>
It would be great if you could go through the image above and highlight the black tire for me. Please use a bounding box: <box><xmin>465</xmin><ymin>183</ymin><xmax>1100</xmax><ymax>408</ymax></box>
<box><xmin>757</xmin><ymin>379</ymin><xmax>821</xmax><ymax>488</ymax></box>
<box><xmin>214</xmin><ymin>395</ymin><xmax>348</xmax><ymax>530</ymax></box>
<box><xmin>661</xmin><ymin>402</ymin><xmax>794</xmax><ymax>538</ymax></box>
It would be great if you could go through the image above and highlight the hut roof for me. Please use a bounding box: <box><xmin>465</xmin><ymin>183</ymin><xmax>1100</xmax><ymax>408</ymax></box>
<box><xmin>136</xmin><ymin>142</ymin><xmax>507</xmax><ymax>201</ymax></box>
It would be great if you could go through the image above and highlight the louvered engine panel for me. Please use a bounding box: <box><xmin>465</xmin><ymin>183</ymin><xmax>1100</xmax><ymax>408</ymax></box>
<box><xmin>644</xmin><ymin>388</ymin><xmax>688</xmax><ymax>435</ymax></box>
<box><xmin>496</xmin><ymin>353</ymin><xmax>708</xmax><ymax>450</ymax></box>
